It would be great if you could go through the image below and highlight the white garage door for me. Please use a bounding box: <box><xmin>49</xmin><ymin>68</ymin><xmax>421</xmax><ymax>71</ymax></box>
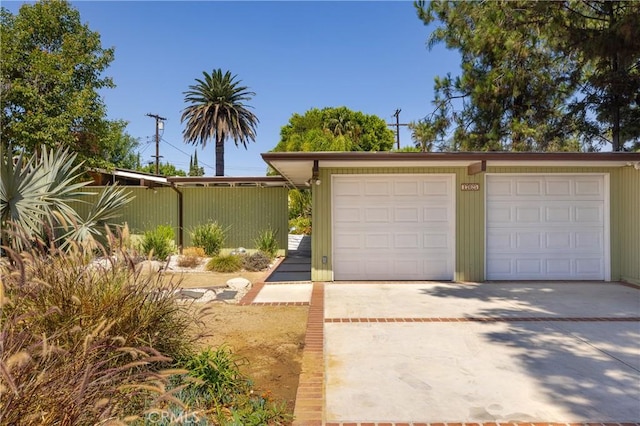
<box><xmin>332</xmin><ymin>174</ymin><xmax>455</xmax><ymax>281</ymax></box>
<box><xmin>486</xmin><ymin>174</ymin><xmax>608</xmax><ymax>280</ymax></box>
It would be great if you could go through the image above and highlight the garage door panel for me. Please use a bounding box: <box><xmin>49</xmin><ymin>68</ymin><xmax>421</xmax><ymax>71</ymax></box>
<box><xmin>333</xmin><ymin>175</ymin><xmax>454</xmax><ymax>281</ymax></box>
<box><xmin>364</xmin><ymin>181</ymin><xmax>390</xmax><ymax>196</ymax></box>
<box><xmin>394</xmin><ymin>233</ymin><xmax>419</xmax><ymax>249</ymax></box>
<box><xmin>516</xmin><ymin>179</ymin><xmax>543</xmax><ymax>196</ymax></box>
<box><xmin>334</xmin><ymin>207</ymin><xmax>360</xmax><ymax>222</ymax></box>
<box><xmin>423</xmin><ymin>179</ymin><xmax>451</xmax><ymax>196</ymax></box>
<box><xmin>546</xmin><ymin>206</ymin><xmax>571</xmax><ymax>222</ymax></box>
<box><xmin>423</xmin><ymin>206</ymin><xmax>449</xmax><ymax>222</ymax></box>
<box><xmin>423</xmin><ymin>233</ymin><xmax>450</xmax><ymax>249</ymax></box>
<box><xmin>334</xmin><ymin>233</ymin><xmax>361</xmax><ymax>250</ymax></box>
<box><xmin>575</xmin><ymin>205</ymin><xmax>603</xmax><ymax>223</ymax></box>
<box><xmin>364</xmin><ymin>207</ymin><xmax>390</xmax><ymax>223</ymax></box>
<box><xmin>487</xmin><ymin>174</ymin><xmax>606</xmax><ymax>280</ymax></box>
<box><xmin>334</xmin><ymin>181</ymin><xmax>361</xmax><ymax>196</ymax></box>
<box><xmin>394</xmin><ymin>207</ymin><xmax>420</xmax><ymax>222</ymax></box>
<box><xmin>394</xmin><ymin>180</ymin><xmax>419</xmax><ymax>196</ymax></box>
<box><xmin>364</xmin><ymin>234</ymin><xmax>390</xmax><ymax>249</ymax></box>
<box><xmin>575</xmin><ymin>179</ymin><xmax>603</xmax><ymax>196</ymax></box>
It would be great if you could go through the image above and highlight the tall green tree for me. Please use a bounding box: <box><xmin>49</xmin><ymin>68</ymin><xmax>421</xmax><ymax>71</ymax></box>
<box><xmin>549</xmin><ymin>1</ymin><xmax>640</xmax><ymax>151</ymax></box>
<box><xmin>0</xmin><ymin>0</ymin><xmax>116</xmax><ymax>163</ymax></box>
<box><xmin>272</xmin><ymin>107</ymin><xmax>395</xmax><ymax>235</ymax></box>
<box><xmin>273</xmin><ymin>106</ymin><xmax>394</xmax><ymax>153</ymax></box>
<box><xmin>415</xmin><ymin>0</ymin><xmax>639</xmax><ymax>151</ymax></box>
<box><xmin>181</xmin><ymin>69</ymin><xmax>259</xmax><ymax>176</ymax></box>
<box><xmin>416</xmin><ymin>1</ymin><xmax>582</xmax><ymax>152</ymax></box>
<box><xmin>102</xmin><ymin>120</ymin><xmax>140</xmax><ymax>169</ymax></box>
<box><xmin>188</xmin><ymin>150</ymin><xmax>205</xmax><ymax>176</ymax></box>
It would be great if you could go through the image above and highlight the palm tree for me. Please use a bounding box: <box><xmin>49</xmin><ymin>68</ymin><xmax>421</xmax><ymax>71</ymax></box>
<box><xmin>181</xmin><ymin>69</ymin><xmax>259</xmax><ymax>176</ymax></box>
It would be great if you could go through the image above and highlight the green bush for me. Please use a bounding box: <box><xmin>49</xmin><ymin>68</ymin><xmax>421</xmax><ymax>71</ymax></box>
<box><xmin>171</xmin><ymin>347</ymin><xmax>292</xmax><ymax>425</ymax></box>
<box><xmin>0</xmin><ymin>238</ymin><xmax>201</xmax><ymax>424</ymax></box>
<box><xmin>242</xmin><ymin>252</ymin><xmax>272</xmax><ymax>272</ymax></box>
<box><xmin>140</xmin><ymin>224</ymin><xmax>175</xmax><ymax>260</ymax></box>
<box><xmin>191</xmin><ymin>222</ymin><xmax>226</xmax><ymax>256</ymax></box>
<box><xmin>206</xmin><ymin>254</ymin><xmax>242</xmax><ymax>272</ymax></box>
<box><xmin>289</xmin><ymin>216</ymin><xmax>312</xmax><ymax>235</ymax></box>
<box><xmin>254</xmin><ymin>228</ymin><xmax>279</xmax><ymax>259</ymax></box>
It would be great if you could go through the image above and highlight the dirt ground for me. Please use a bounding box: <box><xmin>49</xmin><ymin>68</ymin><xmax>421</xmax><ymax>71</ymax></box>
<box><xmin>170</xmin><ymin>270</ymin><xmax>309</xmax><ymax>412</ymax></box>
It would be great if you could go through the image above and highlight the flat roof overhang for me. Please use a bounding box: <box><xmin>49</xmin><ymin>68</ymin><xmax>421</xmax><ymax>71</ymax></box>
<box><xmin>261</xmin><ymin>151</ymin><xmax>640</xmax><ymax>188</ymax></box>
<box><xmin>167</xmin><ymin>176</ymin><xmax>289</xmax><ymax>188</ymax></box>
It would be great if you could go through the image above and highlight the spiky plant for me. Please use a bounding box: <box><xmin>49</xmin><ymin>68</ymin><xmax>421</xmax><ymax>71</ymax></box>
<box><xmin>0</xmin><ymin>146</ymin><xmax>132</xmax><ymax>251</ymax></box>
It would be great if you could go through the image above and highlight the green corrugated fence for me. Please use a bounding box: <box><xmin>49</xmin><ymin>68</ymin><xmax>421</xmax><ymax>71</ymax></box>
<box><xmin>71</xmin><ymin>186</ymin><xmax>289</xmax><ymax>255</ymax></box>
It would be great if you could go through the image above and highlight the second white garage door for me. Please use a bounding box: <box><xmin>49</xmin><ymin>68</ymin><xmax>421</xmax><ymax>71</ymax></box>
<box><xmin>332</xmin><ymin>174</ymin><xmax>455</xmax><ymax>281</ymax></box>
<box><xmin>486</xmin><ymin>174</ymin><xmax>608</xmax><ymax>280</ymax></box>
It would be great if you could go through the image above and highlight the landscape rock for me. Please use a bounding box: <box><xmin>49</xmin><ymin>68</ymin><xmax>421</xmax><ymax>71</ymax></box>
<box><xmin>227</xmin><ymin>277</ymin><xmax>251</xmax><ymax>290</ymax></box>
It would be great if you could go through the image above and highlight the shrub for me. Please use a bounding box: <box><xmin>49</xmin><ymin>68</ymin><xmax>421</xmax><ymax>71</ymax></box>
<box><xmin>206</xmin><ymin>254</ymin><xmax>242</xmax><ymax>273</ymax></box>
<box><xmin>289</xmin><ymin>216</ymin><xmax>312</xmax><ymax>235</ymax></box>
<box><xmin>254</xmin><ymin>228</ymin><xmax>279</xmax><ymax>259</ymax></box>
<box><xmin>0</xmin><ymin>239</ymin><xmax>203</xmax><ymax>424</ymax></box>
<box><xmin>191</xmin><ymin>222</ymin><xmax>226</xmax><ymax>256</ymax></box>
<box><xmin>140</xmin><ymin>224</ymin><xmax>175</xmax><ymax>260</ymax></box>
<box><xmin>177</xmin><ymin>246</ymin><xmax>206</xmax><ymax>268</ymax></box>
<box><xmin>242</xmin><ymin>251</ymin><xmax>272</xmax><ymax>272</ymax></box>
<box><xmin>171</xmin><ymin>347</ymin><xmax>293</xmax><ymax>424</ymax></box>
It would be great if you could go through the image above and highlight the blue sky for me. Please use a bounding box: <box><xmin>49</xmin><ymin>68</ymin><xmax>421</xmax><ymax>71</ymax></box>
<box><xmin>5</xmin><ymin>1</ymin><xmax>461</xmax><ymax>176</ymax></box>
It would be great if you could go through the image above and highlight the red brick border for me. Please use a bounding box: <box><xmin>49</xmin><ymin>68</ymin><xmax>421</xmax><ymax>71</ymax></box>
<box><xmin>250</xmin><ymin>301</ymin><xmax>310</xmax><ymax>306</ymax></box>
<box><xmin>325</xmin><ymin>317</ymin><xmax>640</xmax><ymax>323</ymax></box>
<box><xmin>292</xmin><ymin>282</ymin><xmax>325</xmax><ymax>426</ymax></box>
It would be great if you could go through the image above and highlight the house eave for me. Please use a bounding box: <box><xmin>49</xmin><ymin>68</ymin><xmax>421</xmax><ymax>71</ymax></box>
<box><xmin>261</xmin><ymin>151</ymin><xmax>640</xmax><ymax>187</ymax></box>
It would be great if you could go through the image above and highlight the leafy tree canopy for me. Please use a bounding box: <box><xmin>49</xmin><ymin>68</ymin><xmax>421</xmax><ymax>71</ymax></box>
<box><xmin>415</xmin><ymin>0</ymin><xmax>640</xmax><ymax>152</ymax></box>
<box><xmin>0</xmin><ymin>0</ymin><xmax>130</xmax><ymax>166</ymax></box>
<box><xmin>272</xmin><ymin>106</ymin><xmax>395</xmax><ymax>153</ymax></box>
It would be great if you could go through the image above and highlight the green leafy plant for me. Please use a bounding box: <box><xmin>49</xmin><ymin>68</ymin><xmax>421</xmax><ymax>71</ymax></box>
<box><xmin>0</xmin><ymin>146</ymin><xmax>132</xmax><ymax>252</ymax></box>
<box><xmin>289</xmin><ymin>216</ymin><xmax>312</xmax><ymax>235</ymax></box>
<box><xmin>0</xmin><ymin>236</ymin><xmax>202</xmax><ymax>424</ymax></box>
<box><xmin>170</xmin><ymin>348</ymin><xmax>292</xmax><ymax>425</ymax></box>
<box><xmin>254</xmin><ymin>228</ymin><xmax>279</xmax><ymax>259</ymax></box>
<box><xmin>140</xmin><ymin>224</ymin><xmax>175</xmax><ymax>260</ymax></box>
<box><xmin>206</xmin><ymin>254</ymin><xmax>242</xmax><ymax>273</ymax></box>
<box><xmin>191</xmin><ymin>222</ymin><xmax>227</xmax><ymax>256</ymax></box>
<box><xmin>242</xmin><ymin>252</ymin><xmax>272</xmax><ymax>272</ymax></box>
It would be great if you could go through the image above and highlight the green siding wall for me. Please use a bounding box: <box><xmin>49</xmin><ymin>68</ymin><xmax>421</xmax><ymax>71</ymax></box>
<box><xmin>618</xmin><ymin>166</ymin><xmax>640</xmax><ymax>284</ymax></box>
<box><xmin>181</xmin><ymin>187</ymin><xmax>288</xmax><ymax>251</ymax></box>
<box><xmin>313</xmin><ymin>166</ymin><xmax>635</xmax><ymax>283</ymax></box>
<box><xmin>72</xmin><ymin>186</ymin><xmax>288</xmax><ymax>254</ymax></box>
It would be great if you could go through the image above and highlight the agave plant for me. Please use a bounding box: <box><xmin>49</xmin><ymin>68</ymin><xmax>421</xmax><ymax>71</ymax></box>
<box><xmin>0</xmin><ymin>146</ymin><xmax>133</xmax><ymax>251</ymax></box>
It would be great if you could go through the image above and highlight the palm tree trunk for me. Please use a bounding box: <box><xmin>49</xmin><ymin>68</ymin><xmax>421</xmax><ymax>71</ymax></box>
<box><xmin>215</xmin><ymin>134</ymin><xmax>224</xmax><ymax>176</ymax></box>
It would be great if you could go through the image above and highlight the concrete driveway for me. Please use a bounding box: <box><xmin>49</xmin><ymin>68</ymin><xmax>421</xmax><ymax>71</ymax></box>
<box><xmin>293</xmin><ymin>282</ymin><xmax>640</xmax><ymax>425</ymax></box>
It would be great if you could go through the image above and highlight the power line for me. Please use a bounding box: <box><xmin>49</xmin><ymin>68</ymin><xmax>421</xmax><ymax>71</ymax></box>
<box><xmin>161</xmin><ymin>138</ymin><xmax>215</xmax><ymax>172</ymax></box>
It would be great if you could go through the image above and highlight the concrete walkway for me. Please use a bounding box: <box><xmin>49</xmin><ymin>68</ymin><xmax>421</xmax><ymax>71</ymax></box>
<box><xmin>293</xmin><ymin>282</ymin><xmax>640</xmax><ymax>426</ymax></box>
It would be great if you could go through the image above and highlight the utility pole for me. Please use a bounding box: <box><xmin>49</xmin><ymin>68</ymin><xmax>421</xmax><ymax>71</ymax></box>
<box><xmin>146</xmin><ymin>113</ymin><xmax>166</xmax><ymax>175</ymax></box>
<box><xmin>387</xmin><ymin>108</ymin><xmax>408</xmax><ymax>149</ymax></box>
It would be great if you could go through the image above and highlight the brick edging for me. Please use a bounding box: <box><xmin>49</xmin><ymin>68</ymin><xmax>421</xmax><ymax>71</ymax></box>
<box><xmin>292</xmin><ymin>282</ymin><xmax>325</xmax><ymax>425</ymax></box>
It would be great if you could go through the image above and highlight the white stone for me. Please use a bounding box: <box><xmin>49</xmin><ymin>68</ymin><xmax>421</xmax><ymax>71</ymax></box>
<box><xmin>226</xmin><ymin>277</ymin><xmax>251</xmax><ymax>290</ymax></box>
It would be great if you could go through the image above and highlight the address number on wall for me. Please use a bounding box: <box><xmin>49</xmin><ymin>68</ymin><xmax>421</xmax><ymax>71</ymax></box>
<box><xmin>460</xmin><ymin>183</ymin><xmax>480</xmax><ymax>191</ymax></box>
